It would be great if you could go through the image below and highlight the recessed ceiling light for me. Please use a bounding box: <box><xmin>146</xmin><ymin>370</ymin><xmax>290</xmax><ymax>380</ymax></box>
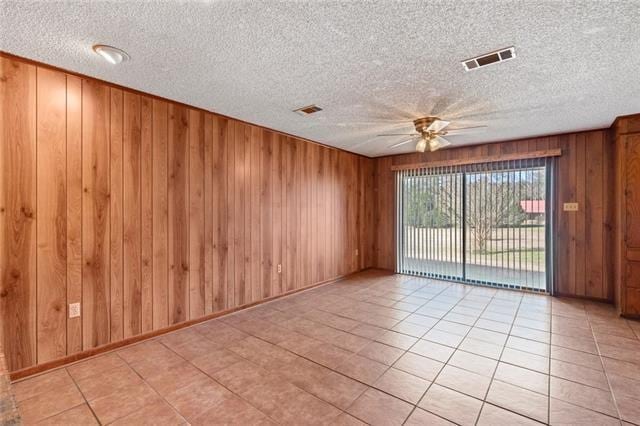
<box><xmin>92</xmin><ymin>44</ymin><xmax>129</xmax><ymax>65</ymax></box>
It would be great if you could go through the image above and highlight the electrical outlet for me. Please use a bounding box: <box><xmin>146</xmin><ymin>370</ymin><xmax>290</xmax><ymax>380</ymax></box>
<box><xmin>69</xmin><ymin>303</ymin><xmax>81</xmax><ymax>318</ymax></box>
<box><xmin>277</xmin><ymin>264</ymin><xmax>282</xmax><ymax>274</ymax></box>
<box><xmin>563</xmin><ymin>202</ymin><xmax>579</xmax><ymax>212</ymax></box>
<box><xmin>355</xmin><ymin>249</ymin><xmax>359</xmax><ymax>256</ymax></box>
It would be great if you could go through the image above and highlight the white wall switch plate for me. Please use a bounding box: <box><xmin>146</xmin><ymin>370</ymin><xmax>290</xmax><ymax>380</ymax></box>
<box><xmin>563</xmin><ymin>202</ymin><xmax>579</xmax><ymax>211</ymax></box>
<box><xmin>69</xmin><ymin>303</ymin><xmax>81</xmax><ymax>318</ymax></box>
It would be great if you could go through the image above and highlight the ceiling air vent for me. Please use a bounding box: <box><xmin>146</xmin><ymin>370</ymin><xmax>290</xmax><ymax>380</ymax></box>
<box><xmin>462</xmin><ymin>47</ymin><xmax>516</xmax><ymax>71</ymax></box>
<box><xmin>294</xmin><ymin>104</ymin><xmax>323</xmax><ymax>116</ymax></box>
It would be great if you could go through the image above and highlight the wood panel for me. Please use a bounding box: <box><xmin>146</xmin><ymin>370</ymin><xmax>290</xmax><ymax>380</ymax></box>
<box><xmin>109</xmin><ymin>88</ymin><xmax>123</xmax><ymax>342</ymax></box>
<box><xmin>66</xmin><ymin>75</ymin><xmax>83</xmax><ymax>355</ymax></box>
<box><xmin>82</xmin><ymin>78</ymin><xmax>110</xmax><ymax>349</ymax></box>
<box><xmin>123</xmin><ymin>92</ymin><xmax>142</xmax><ymax>338</ymax></box>
<box><xmin>140</xmin><ymin>97</ymin><xmax>153</xmax><ymax>332</ymax></box>
<box><xmin>152</xmin><ymin>100</ymin><xmax>169</xmax><ymax>329</ymax></box>
<box><xmin>211</xmin><ymin>116</ymin><xmax>228</xmax><ymax>312</ymax></box>
<box><xmin>168</xmin><ymin>104</ymin><xmax>189</xmax><ymax>324</ymax></box>
<box><xmin>189</xmin><ymin>109</ymin><xmax>205</xmax><ymax>318</ymax></box>
<box><xmin>0</xmin><ymin>58</ymin><xmax>37</xmax><ymax>371</ymax></box>
<box><xmin>36</xmin><ymin>67</ymin><xmax>67</xmax><ymax>363</ymax></box>
<box><xmin>373</xmin><ymin>130</ymin><xmax>615</xmax><ymax>300</ymax></box>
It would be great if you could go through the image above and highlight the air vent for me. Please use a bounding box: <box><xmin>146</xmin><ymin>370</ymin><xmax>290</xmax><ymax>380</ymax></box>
<box><xmin>462</xmin><ymin>47</ymin><xmax>516</xmax><ymax>71</ymax></box>
<box><xmin>294</xmin><ymin>104</ymin><xmax>322</xmax><ymax>115</ymax></box>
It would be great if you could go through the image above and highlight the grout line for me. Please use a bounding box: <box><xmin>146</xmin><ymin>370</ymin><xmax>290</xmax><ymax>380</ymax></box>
<box><xmin>586</xmin><ymin>303</ymin><xmax>624</xmax><ymax>422</ymax></box>
<box><xmin>64</xmin><ymin>367</ymin><xmax>103</xmax><ymax>425</ymax></box>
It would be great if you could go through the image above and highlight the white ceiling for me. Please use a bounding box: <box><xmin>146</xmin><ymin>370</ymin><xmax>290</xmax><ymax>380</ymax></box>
<box><xmin>1</xmin><ymin>1</ymin><xmax>639</xmax><ymax>157</ymax></box>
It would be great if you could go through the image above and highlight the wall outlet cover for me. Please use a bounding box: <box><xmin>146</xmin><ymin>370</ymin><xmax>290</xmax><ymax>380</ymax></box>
<box><xmin>563</xmin><ymin>202</ymin><xmax>579</xmax><ymax>211</ymax></box>
<box><xmin>69</xmin><ymin>303</ymin><xmax>81</xmax><ymax>318</ymax></box>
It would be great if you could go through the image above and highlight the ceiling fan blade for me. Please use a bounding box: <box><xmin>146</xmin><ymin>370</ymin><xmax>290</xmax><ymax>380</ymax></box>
<box><xmin>426</xmin><ymin>119</ymin><xmax>450</xmax><ymax>133</ymax></box>
<box><xmin>444</xmin><ymin>125</ymin><xmax>488</xmax><ymax>136</ymax></box>
<box><xmin>377</xmin><ymin>133</ymin><xmax>420</xmax><ymax>137</ymax></box>
<box><xmin>389</xmin><ymin>136</ymin><xmax>421</xmax><ymax>149</ymax></box>
<box><xmin>429</xmin><ymin>135</ymin><xmax>452</xmax><ymax>151</ymax></box>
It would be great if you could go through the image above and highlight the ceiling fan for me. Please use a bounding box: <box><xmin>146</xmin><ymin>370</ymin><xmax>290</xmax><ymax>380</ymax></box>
<box><xmin>378</xmin><ymin>117</ymin><xmax>486</xmax><ymax>152</ymax></box>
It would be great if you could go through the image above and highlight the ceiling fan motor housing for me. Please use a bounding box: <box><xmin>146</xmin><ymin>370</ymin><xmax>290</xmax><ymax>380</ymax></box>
<box><xmin>413</xmin><ymin>117</ymin><xmax>440</xmax><ymax>133</ymax></box>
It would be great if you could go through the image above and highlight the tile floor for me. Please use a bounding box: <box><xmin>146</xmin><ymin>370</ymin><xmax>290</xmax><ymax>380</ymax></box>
<box><xmin>12</xmin><ymin>270</ymin><xmax>640</xmax><ymax>425</ymax></box>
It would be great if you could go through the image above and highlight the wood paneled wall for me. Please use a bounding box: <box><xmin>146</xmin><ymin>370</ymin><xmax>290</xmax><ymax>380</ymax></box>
<box><xmin>0</xmin><ymin>55</ymin><xmax>375</xmax><ymax>372</ymax></box>
<box><xmin>372</xmin><ymin>130</ymin><xmax>615</xmax><ymax>301</ymax></box>
<box><xmin>613</xmin><ymin>114</ymin><xmax>640</xmax><ymax>316</ymax></box>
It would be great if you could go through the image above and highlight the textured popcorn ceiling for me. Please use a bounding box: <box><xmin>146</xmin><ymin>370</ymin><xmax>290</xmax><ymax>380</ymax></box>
<box><xmin>1</xmin><ymin>1</ymin><xmax>639</xmax><ymax>157</ymax></box>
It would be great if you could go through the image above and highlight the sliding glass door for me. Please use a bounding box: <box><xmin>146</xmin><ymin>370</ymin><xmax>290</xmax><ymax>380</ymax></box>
<box><xmin>397</xmin><ymin>158</ymin><xmax>552</xmax><ymax>292</ymax></box>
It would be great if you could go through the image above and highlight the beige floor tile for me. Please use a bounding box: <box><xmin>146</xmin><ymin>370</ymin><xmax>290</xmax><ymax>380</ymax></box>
<box><xmin>146</xmin><ymin>361</ymin><xmax>210</xmax><ymax>396</ymax></box>
<box><xmin>66</xmin><ymin>353</ymin><xmax>128</xmax><ymax>381</ymax></box>
<box><xmin>393</xmin><ymin>352</ymin><xmax>444</xmax><ymax>381</ymax></box>
<box><xmin>357</xmin><ymin>341</ymin><xmax>404</xmax><ymax>366</ymax></box>
<box><xmin>549</xmin><ymin>398</ymin><xmax>620</xmax><ymax>426</ymax></box>
<box><xmin>506</xmin><ymin>335</ymin><xmax>549</xmax><ymax>357</ymax></box>
<box><xmin>500</xmin><ymin>347</ymin><xmax>549</xmax><ymax>374</ymax></box>
<box><xmin>602</xmin><ymin>356</ymin><xmax>640</xmax><ymax>381</ymax></box>
<box><xmin>75</xmin><ymin>364</ymin><xmax>144</xmax><ymax>401</ymax></box>
<box><xmin>550</xmin><ymin>334</ymin><xmax>598</xmax><ymax>354</ymax></box>
<box><xmin>550</xmin><ymin>345</ymin><xmax>603</xmax><ymax>371</ymax></box>
<box><xmin>303</xmin><ymin>342</ymin><xmax>352</xmax><ymax>369</ymax></box>
<box><xmin>616</xmin><ymin>394</ymin><xmax>640</xmax><ymax>425</ymax></box>
<box><xmin>190</xmin><ymin>395</ymin><xmax>274</xmax><ymax>426</ymax></box>
<box><xmin>477</xmin><ymin>403</ymin><xmax>541</xmax><ymax>426</ymax></box>
<box><xmin>405</xmin><ymin>408</ymin><xmax>455</xmax><ymax>426</ymax></box>
<box><xmin>435</xmin><ymin>364</ymin><xmax>491</xmax><ymax>399</ymax></box>
<box><xmin>36</xmin><ymin>404</ymin><xmax>98</xmax><ymax>426</ymax></box>
<box><xmin>468</xmin><ymin>328</ymin><xmax>509</xmax><ymax>346</ymax></box>
<box><xmin>307</xmin><ymin>371</ymin><xmax>368</xmax><ymax>410</ymax></box>
<box><xmin>486</xmin><ymin>380</ymin><xmax>548</xmax><ymax>423</ymax></box>
<box><xmin>391</xmin><ymin>321</ymin><xmax>432</xmax><ymax>338</ymax></box>
<box><xmin>336</xmin><ymin>353</ymin><xmax>389</xmax><ymax>385</ymax></box>
<box><xmin>418</xmin><ymin>384</ymin><xmax>483</xmax><ymax>426</ymax></box>
<box><xmin>190</xmin><ymin>347</ymin><xmax>243</xmax><ymax>376</ymax></box>
<box><xmin>433</xmin><ymin>320</ymin><xmax>472</xmax><ymax>336</ymax></box>
<box><xmin>17</xmin><ymin>383</ymin><xmax>84</xmax><ymax>424</ymax></box>
<box><xmin>375</xmin><ymin>330</ymin><xmax>418</xmax><ymax>350</ymax></box>
<box><xmin>449</xmin><ymin>350</ymin><xmax>498</xmax><ymax>377</ymax></box>
<box><xmin>458</xmin><ymin>337</ymin><xmax>503</xmax><ymax>359</ymax></box>
<box><xmin>608</xmin><ymin>373</ymin><xmax>640</xmax><ymax>401</ymax></box>
<box><xmin>549</xmin><ymin>376</ymin><xmax>617</xmax><ymax>417</ymax></box>
<box><xmin>347</xmin><ymin>388</ymin><xmax>413</xmax><ymax>426</ymax></box>
<box><xmin>12</xmin><ymin>369</ymin><xmax>74</xmax><ymax>402</ymax></box>
<box><xmin>333</xmin><ymin>412</ymin><xmax>367</xmax><ymax>425</ymax></box>
<box><xmin>423</xmin><ymin>329</ymin><xmax>465</xmax><ymax>348</ymax></box>
<box><xmin>409</xmin><ymin>339</ymin><xmax>456</xmax><ymax>362</ymax></box>
<box><xmin>373</xmin><ymin>367</ymin><xmax>430</xmax><ymax>404</ymax></box>
<box><xmin>494</xmin><ymin>362</ymin><xmax>549</xmax><ymax>395</ymax></box>
<box><xmin>510</xmin><ymin>325</ymin><xmax>551</xmax><ymax>344</ymax></box>
<box><xmin>110</xmin><ymin>400</ymin><xmax>188</xmax><ymax>425</ymax></box>
<box><xmin>550</xmin><ymin>359</ymin><xmax>609</xmax><ymax>390</ymax></box>
<box><xmin>89</xmin><ymin>382</ymin><xmax>162</xmax><ymax>424</ymax></box>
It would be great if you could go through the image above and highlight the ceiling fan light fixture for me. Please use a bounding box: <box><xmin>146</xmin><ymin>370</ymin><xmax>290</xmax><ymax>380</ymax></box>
<box><xmin>416</xmin><ymin>138</ymin><xmax>427</xmax><ymax>153</ymax></box>
<box><xmin>93</xmin><ymin>44</ymin><xmax>129</xmax><ymax>65</ymax></box>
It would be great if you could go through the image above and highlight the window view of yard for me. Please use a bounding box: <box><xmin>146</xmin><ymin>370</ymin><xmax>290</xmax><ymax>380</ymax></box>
<box><xmin>399</xmin><ymin>165</ymin><xmax>547</xmax><ymax>291</ymax></box>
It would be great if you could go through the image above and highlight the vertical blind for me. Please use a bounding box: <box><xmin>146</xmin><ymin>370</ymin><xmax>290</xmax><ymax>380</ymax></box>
<box><xmin>396</xmin><ymin>157</ymin><xmax>553</xmax><ymax>292</ymax></box>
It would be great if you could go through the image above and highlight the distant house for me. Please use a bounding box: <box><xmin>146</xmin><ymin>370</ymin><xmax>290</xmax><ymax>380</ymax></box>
<box><xmin>520</xmin><ymin>200</ymin><xmax>545</xmax><ymax>224</ymax></box>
